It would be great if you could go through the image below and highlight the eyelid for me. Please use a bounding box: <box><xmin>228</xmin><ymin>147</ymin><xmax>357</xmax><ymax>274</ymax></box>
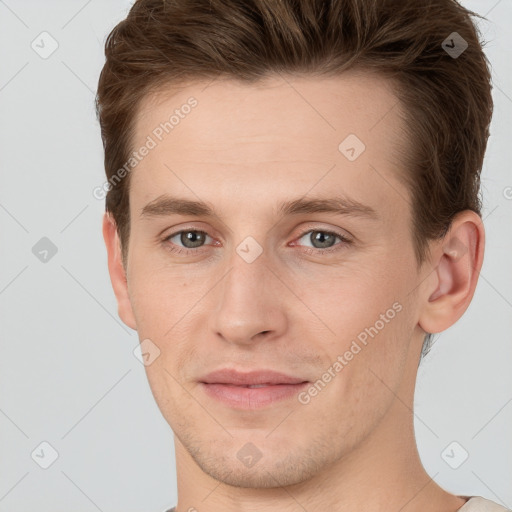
<box><xmin>163</xmin><ymin>227</ymin><xmax>215</xmax><ymax>246</ymax></box>
<box><xmin>289</xmin><ymin>227</ymin><xmax>352</xmax><ymax>254</ymax></box>
<box><xmin>292</xmin><ymin>222</ymin><xmax>354</xmax><ymax>243</ymax></box>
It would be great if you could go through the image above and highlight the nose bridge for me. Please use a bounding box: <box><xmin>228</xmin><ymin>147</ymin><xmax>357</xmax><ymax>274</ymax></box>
<box><xmin>210</xmin><ymin>242</ymin><xmax>285</xmax><ymax>344</ymax></box>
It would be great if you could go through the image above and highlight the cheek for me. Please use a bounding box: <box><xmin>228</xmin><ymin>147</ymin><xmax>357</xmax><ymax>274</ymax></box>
<box><xmin>126</xmin><ymin>257</ymin><xmax>203</xmax><ymax>365</ymax></box>
<box><xmin>126</xmin><ymin>255</ymin><xmax>197</xmax><ymax>334</ymax></box>
<box><xmin>319</xmin><ymin>304</ymin><xmax>413</xmax><ymax>439</ymax></box>
<box><xmin>299</xmin><ymin>262</ymin><xmax>402</xmax><ymax>334</ymax></box>
<box><xmin>300</xmin><ymin>258</ymin><xmax>415</xmax><ymax>386</ymax></box>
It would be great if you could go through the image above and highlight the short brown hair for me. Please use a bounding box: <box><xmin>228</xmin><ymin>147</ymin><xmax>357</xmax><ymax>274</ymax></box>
<box><xmin>96</xmin><ymin>0</ymin><xmax>493</xmax><ymax>270</ymax></box>
<box><xmin>96</xmin><ymin>0</ymin><xmax>493</xmax><ymax>355</ymax></box>
<box><xmin>96</xmin><ymin>0</ymin><xmax>492</xmax><ymax>266</ymax></box>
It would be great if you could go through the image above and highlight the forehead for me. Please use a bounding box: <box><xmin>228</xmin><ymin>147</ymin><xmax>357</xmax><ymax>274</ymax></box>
<box><xmin>129</xmin><ymin>71</ymin><xmax>409</xmax><ymax>223</ymax></box>
<box><xmin>134</xmin><ymin>70</ymin><xmax>403</xmax><ymax>151</ymax></box>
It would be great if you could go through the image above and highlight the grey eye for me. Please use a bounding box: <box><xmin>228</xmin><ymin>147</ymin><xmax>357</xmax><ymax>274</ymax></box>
<box><xmin>300</xmin><ymin>230</ymin><xmax>340</xmax><ymax>249</ymax></box>
<box><xmin>166</xmin><ymin>230</ymin><xmax>211</xmax><ymax>249</ymax></box>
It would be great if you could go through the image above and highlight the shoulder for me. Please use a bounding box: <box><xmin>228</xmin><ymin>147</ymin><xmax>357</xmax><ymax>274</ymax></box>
<box><xmin>163</xmin><ymin>498</ymin><xmax>510</xmax><ymax>512</ymax></box>
<box><xmin>459</xmin><ymin>496</ymin><xmax>510</xmax><ymax>512</ymax></box>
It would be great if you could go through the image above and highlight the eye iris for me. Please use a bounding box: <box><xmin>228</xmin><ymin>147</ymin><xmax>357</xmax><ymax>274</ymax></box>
<box><xmin>311</xmin><ymin>231</ymin><xmax>336</xmax><ymax>249</ymax></box>
<box><xmin>181</xmin><ymin>231</ymin><xmax>205</xmax><ymax>248</ymax></box>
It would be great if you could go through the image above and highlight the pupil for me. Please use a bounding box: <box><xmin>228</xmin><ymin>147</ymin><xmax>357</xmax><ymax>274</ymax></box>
<box><xmin>312</xmin><ymin>231</ymin><xmax>334</xmax><ymax>248</ymax></box>
<box><xmin>182</xmin><ymin>231</ymin><xmax>204</xmax><ymax>248</ymax></box>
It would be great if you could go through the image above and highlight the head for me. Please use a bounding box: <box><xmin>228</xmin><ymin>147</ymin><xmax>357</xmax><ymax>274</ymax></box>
<box><xmin>97</xmin><ymin>0</ymin><xmax>492</xmax><ymax>488</ymax></box>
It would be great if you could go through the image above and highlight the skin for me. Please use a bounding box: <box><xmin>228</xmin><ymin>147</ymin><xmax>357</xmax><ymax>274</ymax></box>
<box><xmin>103</xmin><ymin>71</ymin><xmax>484</xmax><ymax>512</ymax></box>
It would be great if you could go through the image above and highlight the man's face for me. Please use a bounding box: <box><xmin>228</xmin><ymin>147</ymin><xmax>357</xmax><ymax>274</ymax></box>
<box><xmin>121</xmin><ymin>72</ymin><xmax>429</xmax><ymax>487</ymax></box>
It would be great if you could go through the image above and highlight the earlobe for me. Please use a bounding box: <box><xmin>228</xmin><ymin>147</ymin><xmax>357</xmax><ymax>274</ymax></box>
<box><xmin>102</xmin><ymin>212</ymin><xmax>137</xmax><ymax>331</ymax></box>
<box><xmin>418</xmin><ymin>211</ymin><xmax>484</xmax><ymax>334</ymax></box>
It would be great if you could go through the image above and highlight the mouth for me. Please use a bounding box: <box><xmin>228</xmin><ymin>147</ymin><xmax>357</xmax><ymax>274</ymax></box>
<box><xmin>198</xmin><ymin>369</ymin><xmax>309</xmax><ymax>409</ymax></box>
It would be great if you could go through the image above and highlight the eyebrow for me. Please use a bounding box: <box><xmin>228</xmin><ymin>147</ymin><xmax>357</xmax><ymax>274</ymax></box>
<box><xmin>139</xmin><ymin>194</ymin><xmax>379</xmax><ymax>221</ymax></box>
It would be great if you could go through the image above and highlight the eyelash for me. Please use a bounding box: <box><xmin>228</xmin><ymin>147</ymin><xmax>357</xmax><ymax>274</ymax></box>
<box><xmin>161</xmin><ymin>227</ymin><xmax>352</xmax><ymax>256</ymax></box>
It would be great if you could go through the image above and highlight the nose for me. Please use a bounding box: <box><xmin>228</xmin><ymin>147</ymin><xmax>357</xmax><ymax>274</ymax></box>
<box><xmin>208</xmin><ymin>247</ymin><xmax>288</xmax><ymax>346</ymax></box>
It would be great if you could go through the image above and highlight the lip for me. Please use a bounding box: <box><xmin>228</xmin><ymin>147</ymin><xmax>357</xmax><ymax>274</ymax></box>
<box><xmin>199</xmin><ymin>369</ymin><xmax>309</xmax><ymax>410</ymax></box>
<box><xmin>199</xmin><ymin>382</ymin><xmax>309</xmax><ymax>410</ymax></box>
<box><xmin>200</xmin><ymin>368</ymin><xmax>308</xmax><ymax>386</ymax></box>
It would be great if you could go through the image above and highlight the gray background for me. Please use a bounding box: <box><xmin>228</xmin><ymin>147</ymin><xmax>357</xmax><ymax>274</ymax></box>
<box><xmin>0</xmin><ymin>1</ymin><xmax>510</xmax><ymax>511</ymax></box>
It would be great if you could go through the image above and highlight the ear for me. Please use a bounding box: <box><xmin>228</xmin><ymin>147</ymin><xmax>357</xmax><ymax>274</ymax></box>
<box><xmin>418</xmin><ymin>210</ymin><xmax>485</xmax><ymax>334</ymax></box>
<box><xmin>102</xmin><ymin>212</ymin><xmax>137</xmax><ymax>330</ymax></box>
